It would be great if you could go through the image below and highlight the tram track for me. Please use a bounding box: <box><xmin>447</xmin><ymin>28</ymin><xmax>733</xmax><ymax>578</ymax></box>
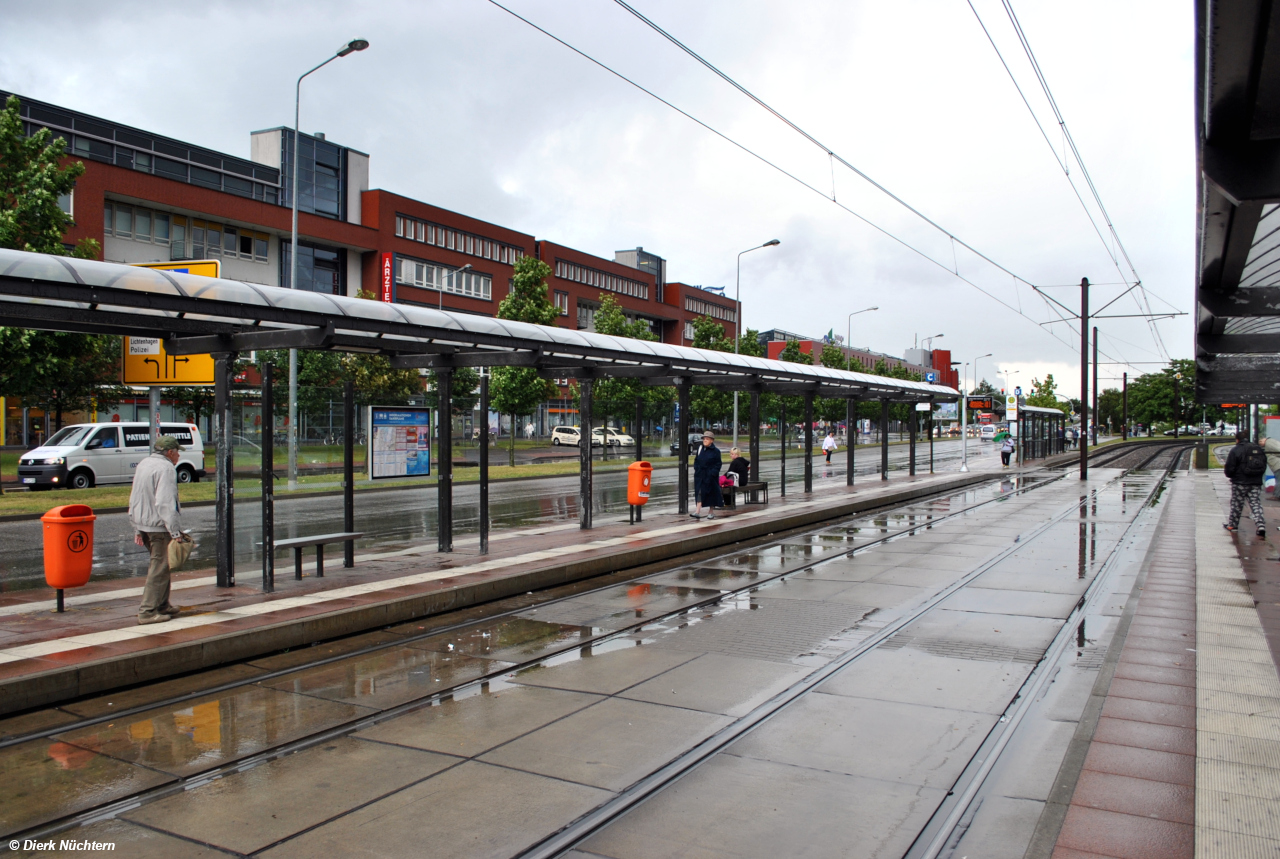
<box><xmin>0</xmin><ymin>444</ymin><xmax>1190</xmax><ymax>851</ymax></box>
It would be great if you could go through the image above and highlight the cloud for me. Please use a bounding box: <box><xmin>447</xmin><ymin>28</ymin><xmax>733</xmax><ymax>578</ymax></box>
<box><xmin>0</xmin><ymin>0</ymin><xmax>1193</xmax><ymax>398</ymax></box>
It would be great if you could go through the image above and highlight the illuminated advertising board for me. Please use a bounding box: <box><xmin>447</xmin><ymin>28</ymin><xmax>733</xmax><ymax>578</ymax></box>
<box><xmin>369</xmin><ymin>407</ymin><xmax>431</xmax><ymax>479</ymax></box>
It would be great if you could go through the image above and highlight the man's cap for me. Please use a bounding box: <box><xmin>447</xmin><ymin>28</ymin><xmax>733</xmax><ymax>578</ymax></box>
<box><xmin>702</xmin><ymin>430</ymin><xmax>715</xmax><ymax>439</ymax></box>
<box><xmin>154</xmin><ymin>435</ymin><xmax>183</xmax><ymax>451</ymax></box>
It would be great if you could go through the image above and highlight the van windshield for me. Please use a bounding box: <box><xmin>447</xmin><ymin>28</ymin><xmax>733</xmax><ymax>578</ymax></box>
<box><xmin>43</xmin><ymin>426</ymin><xmax>93</xmax><ymax>447</ymax></box>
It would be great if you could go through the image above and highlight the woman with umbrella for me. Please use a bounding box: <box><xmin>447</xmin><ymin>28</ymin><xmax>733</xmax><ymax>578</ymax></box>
<box><xmin>692</xmin><ymin>430</ymin><xmax>724</xmax><ymax>520</ymax></box>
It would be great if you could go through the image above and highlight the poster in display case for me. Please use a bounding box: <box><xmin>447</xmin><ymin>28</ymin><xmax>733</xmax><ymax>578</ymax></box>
<box><xmin>369</xmin><ymin>407</ymin><xmax>431</xmax><ymax>479</ymax></box>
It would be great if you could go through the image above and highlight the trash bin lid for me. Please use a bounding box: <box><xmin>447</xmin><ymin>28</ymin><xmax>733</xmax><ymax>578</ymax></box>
<box><xmin>629</xmin><ymin>460</ymin><xmax>652</xmax><ymax>469</ymax></box>
<box><xmin>41</xmin><ymin>504</ymin><xmax>96</xmax><ymax>523</ymax></box>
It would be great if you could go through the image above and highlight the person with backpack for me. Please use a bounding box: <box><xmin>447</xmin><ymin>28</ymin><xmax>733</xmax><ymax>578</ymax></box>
<box><xmin>1224</xmin><ymin>431</ymin><xmax>1268</xmax><ymax>536</ymax></box>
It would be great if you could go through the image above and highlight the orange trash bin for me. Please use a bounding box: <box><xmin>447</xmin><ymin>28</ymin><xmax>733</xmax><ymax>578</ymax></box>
<box><xmin>627</xmin><ymin>461</ymin><xmax>653</xmax><ymax>506</ymax></box>
<box><xmin>42</xmin><ymin>504</ymin><xmax>96</xmax><ymax>611</ymax></box>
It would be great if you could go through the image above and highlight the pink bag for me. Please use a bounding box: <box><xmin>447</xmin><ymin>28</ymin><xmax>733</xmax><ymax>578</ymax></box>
<box><xmin>720</xmin><ymin>474</ymin><xmax>736</xmax><ymax>488</ymax></box>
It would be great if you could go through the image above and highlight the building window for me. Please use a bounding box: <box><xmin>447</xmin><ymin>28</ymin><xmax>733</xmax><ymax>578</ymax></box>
<box><xmin>57</xmin><ymin>190</ymin><xmax>73</xmax><ymax>217</ymax></box>
<box><xmin>393</xmin><ymin>213</ymin><xmax>524</xmax><ymax>266</ymax></box>
<box><xmin>554</xmin><ymin>259</ymin><xmax>648</xmax><ymax>300</ymax></box>
<box><xmin>554</xmin><ymin>291</ymin><xmax>569</xmax><ymax>316</ymax></box>
<box><xmin>577</xmin><ymin>302</ymin><xmax>597</xmax><ymax>331</ymax></box>
<box><xmin>396</xmin><ymin>255</ymin><xmax>492</xmax><ymax>300</ymax></box>
<box><xmin>282</xmin><ymin>241</ymin><xmax>345</xmax><ymax>294</ymax></box>
<box><xmin>683</xmin><ymin>321</ymin><xmax>695</xmax><ymax>341</ymax></box>
<box><xmin>685</xmin><ymin>296</ymin><xmax>736</xmax><ymax>324</ymax></box>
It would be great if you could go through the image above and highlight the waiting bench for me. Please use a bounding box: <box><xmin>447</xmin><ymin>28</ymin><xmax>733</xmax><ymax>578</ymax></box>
<box><xmin>722</xmin><ymin>482</ymin><xmax>769</xmax><ymax>509</ymax></box>
<box><xmin>274</xmin><ymin>532</ymin><xmax>364</xmax><ymax>580</ymax></box>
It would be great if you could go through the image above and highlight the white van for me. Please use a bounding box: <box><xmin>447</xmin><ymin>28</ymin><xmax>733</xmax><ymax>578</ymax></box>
<box><xmin>17</xmin><ymin>422</ymin><xmax>206</xmax><ymax>490</ymax></box>
<box><xmin>979</xmin><ymin>425</ymin><xmax>998</xmax><ymax>442</ymax></box>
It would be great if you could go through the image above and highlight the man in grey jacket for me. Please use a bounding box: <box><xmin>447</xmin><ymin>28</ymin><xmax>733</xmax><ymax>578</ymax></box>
<box><xmin>129</xmin><ymin>435</ymin><xmax>187</xmax><ymax>624</ymax></box>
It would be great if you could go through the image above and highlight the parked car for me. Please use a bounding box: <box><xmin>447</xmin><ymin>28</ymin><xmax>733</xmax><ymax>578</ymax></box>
<box><xmin>603</xmin><ymin>428</ymin><xmax>634</xmax><ymax>446</ymax></box>
<box><xmin>18</xmin><ymin>422</ymin><xmax>206</xmax><ymax>490</ymax></box>
<box><xmin>670</xmin><ymin>432</ymin><xmax>705</xmax><ymax>456</ymax></box>
<box><xmin>549</xmin><ymin>426</ymin><xmax>602</xmax><ymax>447</ymax></box>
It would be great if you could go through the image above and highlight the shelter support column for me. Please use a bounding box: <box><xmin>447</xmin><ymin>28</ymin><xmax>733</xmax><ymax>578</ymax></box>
<box><xmin>261</xmin><ymin>362</ymin><xmax>275</xmax><ymax>594</ymax></box>
<box><xmin>479</xmin><ymin>372</ymin><xmax>490</xmax><ymax>553</ymax></box>
<box><xmin>929</xmin><ymin>397</ymin><xmax>935</xmax><ymax>473</ymax></box>
<box><xmin>677</xmin><ymin>378</ymin><xmax>690</xmax><ymax>514</ymax></box>
<box><xmin>779</xmin><ymin>401</ymin><xmax>787</xmax><ymax>497</ymax></box>
<box><xmin>437</xmin><ymin>368</ymin><xmax>453</xmax><ymax>552</ymax></box>
<box><xmin>880</xmin><ymin>399</ymin><xmax>890</xmax><ymax>481</ymax></box>
<box><xmin>846</xmin><ymin>397</ymin><xmax>856</xmax><ymax>486</ymax></box>
<box><xmin>214</xmin><ymin>352</ymin><xmax>236</xmax><ymax>588</ymax></box>
<box><xmin>909</xmin><ymin>404</ymin><xmax>917</xmax><ymax>476</ymax></box>
<box><xmin>580</xmin><ymin>377</ymin><xmax>594</xmax><ymax>530</ymax></box>
<box><xmin>343</xmin><ymin>381</ymin><xmax>354</xmax><ymax>567</ymax></box>
<box><xmin>749</xmin><ymin>390</ymin><xmax>761</xmax><ymax>484</ymax></box>
<box><xmin>803</xmin><ymin>393</ymin><xmax>814</xmax><ymax>493</ymax></box>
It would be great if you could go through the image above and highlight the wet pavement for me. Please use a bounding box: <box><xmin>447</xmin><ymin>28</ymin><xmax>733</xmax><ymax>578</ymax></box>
<box><xmin>0</xmin><ymin>460</ymin><xmax>1208</xmax><ymax>858</ymax></box>
<box><xmin>0</xmin><ymin>438</ymin><xmax>981</xmax><ymax>591</ymax></box>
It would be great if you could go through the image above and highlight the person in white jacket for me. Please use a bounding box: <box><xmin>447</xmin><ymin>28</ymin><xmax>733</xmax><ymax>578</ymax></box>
<box><xmin>822</xmin><ymin>429</ymin><xmax>838</xmax><ymax>463</ymax></box>
<box><xmin>128</xmin><ymin>436</ymin><xmax>188</xmax><ymax>624</ymax></box>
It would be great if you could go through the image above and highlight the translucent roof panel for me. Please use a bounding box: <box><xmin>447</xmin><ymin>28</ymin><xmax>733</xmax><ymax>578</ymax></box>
<box><xmin>0</xmin><ymin>248</ymin><xmax>959</xmax><ymax>399</ymax></box>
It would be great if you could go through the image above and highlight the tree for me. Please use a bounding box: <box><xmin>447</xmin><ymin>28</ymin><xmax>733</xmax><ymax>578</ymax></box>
<box><xmin>1125</xmin><ymin>359</ymin><xmax>1210</xmax><ymax>431</ymax></box>
<box><xmin>0</xmin><ymin>328</ymin><xmax>129</xmax><ymax>430</ymax></box>
<box><xmin>690</xmin><ymin>315</ymin><xmax>734</xmax><ymax>428</ymax></box>
<box><xmin>490</xmin><ymin>257</ymin><xmax>560</xmax><ymax>465</ymax></box>
<box><xmin>0</xmin><ymin>94</ymin><xmax>122</xmax><ymax>448</ymax></box>
<box><xmin>0</xmin><ymin>95</ymin><xmax>99</xmax><ymax>259</ymax></box>
<box><xmin>1025</xmin><ymin>374</ymin><xmax>1061</xmax><ymax>410</ymax></box>
<box><xmin>1097</xmin><ymin>387</ymin><xmax>1123</xmax><ymax>433</ymax></box>
<box><xmin>815</xmin><ymin>343</ymin><xmax>852</xmax><ymax>423</ymax></box>
<box><xmin>970</xmin><ymin>378</ymin><xmax>997</xmax><ymax>397</ymax></box>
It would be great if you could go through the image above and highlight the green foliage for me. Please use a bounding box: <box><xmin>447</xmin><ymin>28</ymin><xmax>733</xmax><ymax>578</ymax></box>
<box><xmin>586</xmin><ymin>294</ymin><xmax>673</xmax><ymax>425</ymax></box>
<box><xmin>1096</xmin><ymin>387</ymin><xmax>1123</xmax><ymax>432</ymax></box>
<box><xmin>688</xmin><ymin>315</ymin><xmax>734</xmax><ymax>425</ymax></box>
<box><xmin>969</xmin><ymin>378</ymin><xmax>997</xmax><ymax>396</ymax></box>
<box><xmin>491</xmin><ymin>257</ymin><xmax>560</xmax><ymax>427</ymax></box>
<box><xmin>0</xmin><ymin>96</ymin><xmax>98</xmax><ymax>259</ymax></box>
<box><xmin>1124</xmin><ymin>359</ymin><xmax>1211</xmax><ymax>429</ymax></box>
<box><xmin>1025</xmin><ymin>374</ymin><xmax>1061</xmax><ymax>409</ymax></box>
<box><xmin>0</xmin><ymin>329</ymin><xmax>129</xmax><ymax>427</ymax></box>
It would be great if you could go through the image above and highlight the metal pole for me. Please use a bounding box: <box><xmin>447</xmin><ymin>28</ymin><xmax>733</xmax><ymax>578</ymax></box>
<box><xmin>437</xmin><ymin>369</ymin><xmax>453</xmax><ymax>552</ymax></box>
<box><xmin>880</xmin><ymin>399</ymin><xmax>890</xmax><ymax>481</ymax></box>
<box><xmin>677</xmin><ymin>379</ymin><xmax>690</xmax><ymax>514</ymax></box>
<box><xmin>343</xmin><ymin>381</ymin><xmax>354</xmax><ymax>567</ymax></box>
<box><xmin>909</xmin><ymin>405</ymin><xmax>917</xmax><ymax>476</ymax></box>
<box><xmin>1122</xmin><ymin>373</ymin><xmax>1128</xmax><ymax>440</ymax></box>
<box><xmin>803</xmin><ymin>392</ymin><xmax>814</xmax><ymax>493</ymax></box>
<box><xmin>214</xmin><ymin>353</ymin><xmax>235</xmax><ymax>588</ymax></box>
<box><xmin>148</xmin><ymin>386</ymin><xmax>161</xmax><ymax>449</ymax></box>
<box><xmin>779</xmin><ymin>401</ymin><xmax>787</xmax><ymax>497</ymax></box>
<box><xmin>960</xmin><ymin>363</ymin><xmax>969</xmax><ymax>472</ymax></box>
<box><xmin>846</xmin><ymin>397</ymin><xmax>855</xmax><ymax>486</ymax></box>
<box><xmin>1173</xmin><ymin>376</ymin><xmax>1180</xmax><ymax>439</ymax></box>
<box><xmin>479</xmin><ymin>372</ymin><xmax>489</xmax><ymax>552</ymax></box>
<box><xmin>261</xmin><ymin>362</ymin><xmax>275</xmax><ymax>593</ymax></box>
<box><xmin>929</xmin><ymin>397</ymin><xmax>934</xmax><ymax>473</ymax></box>
<box><xmin>1080</xmin><ymin>277</ymin><xmax>1089</xmax><ymax>480</ymax></box>
<box><xmin>633</xmin><ymin>394</ymin><xmax>642</xmax><ymax>523</ymax></box>
<box><xmin>579</xmin><ymin>378</ymin><xmax>593</xmax><ymax>530</ymax></box>
<box><xmin>749</xmin><ymin>390</ymin><xmax>761</xmax><ymax>484</ymax></box>
<box><xmin>1092</xmin><ymin>326</ymin><xmax>1099</xmax><ymax>444</ymax></box>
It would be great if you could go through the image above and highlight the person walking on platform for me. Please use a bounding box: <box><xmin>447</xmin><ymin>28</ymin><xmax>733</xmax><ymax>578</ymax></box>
<box><xmin>725</xmin><ymin>447</ymin><xmax>750</xmax><ymax>487</ymax></box>
<box><xmin>691</xmin><ymin>430</ymin><xmax>723</xmax><ymax>520</ymax></box>
<box><xmin>1225</xmin><ymin>431</ymin><xmax>1268</xmax><ymax>537</ymax></box>
<box><xmin>1261</xmin><ymin>431</ymin><xmax>1280</xmax><ymax>502</ymax></box>
<box><xmin>129</xmin><ymin>435</ymin><xmax>190</xmax><ymax>624</ymax></box>
<box><xmin>1000</xmin><ymin>434</ymin><xmax>1015</xmax><ymax>468</ymax></box>
<box><xmin>822</xmin><ymin>429</ymin><xmax>838</xmax><ymax>464</ymax></box>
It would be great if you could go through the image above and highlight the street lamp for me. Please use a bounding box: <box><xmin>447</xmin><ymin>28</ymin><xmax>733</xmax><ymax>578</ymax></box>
<box><xmin>288</xmin><ymin>37</ymin><xmax>369</xmax><ymax>490</ymax></box>
<box><xmin>845</xmin><ymin>307</ymin><xmax>878</xmax><ymax>371</ymax></box>
<box><xmin>443</xmin><ymin>264</ymin><xmax>472</xmax><ymax>311</ymax></box>
<box><xmin>1172</xmin><ymin>372</ymin><xmax>1183</xmax><ymax>439</ymax></box>
<box><xmin>956</xmin><ymin>361</ymin><xmax>970</xmax><ymax>472</ymax></box>
<box><xmin>973</xmin><ymin>354</ymin><xmax>992</xmax><ymax>394</ymax></box>
<box><xmin>732</xmin><ymin>239</ymin><xmax>780</xmax><ymax>449</ymax></box>
<box><xmin>921</xmin><ymin>333</ymin><xmax>944</xmax><ymax>351</ymax></box>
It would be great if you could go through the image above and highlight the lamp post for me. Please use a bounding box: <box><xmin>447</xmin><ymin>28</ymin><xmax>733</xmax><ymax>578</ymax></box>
<box><xmin>921</xmin><ymin>333</ymin><xmax>944</xmax><ymax>351</ymax></box>
<box><xmin>288</xmin><ymin>37</ymin><xmax>369</xmax><ymax>490</ymax></box>
<box><xmin>973</xmin><ymin>353</ymin><xmax>992</xmax><ymax>394</ymax></box>
<box><xmin>845</xmin><ymin>307</ymin><xmax>879</xmax><ymax>370</ymax></box>
<box><xmin>732</xmin><ymin>239</ymin><xmax>780</xmax><ymax>449</ymax></box>
<box><xmin>959</xmin><ymin>362</ymin><xmax>969</xmax><ymax>472</ymax></box>
<box><xmin>443</xmin><ymin>264</ymin><xmax>473</xmax><ymax>311</ymax></box>
<box><xmin>1172</xmin><ymin>372</ymin><xmax>1183</xmax><ymax>439</ymax></box>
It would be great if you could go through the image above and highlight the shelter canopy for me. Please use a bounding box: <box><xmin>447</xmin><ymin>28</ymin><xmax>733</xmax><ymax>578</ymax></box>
<box><xmin>0</xmin><ymin>248</ymin><xmax>958</xmax><ymax>402</ymax></box>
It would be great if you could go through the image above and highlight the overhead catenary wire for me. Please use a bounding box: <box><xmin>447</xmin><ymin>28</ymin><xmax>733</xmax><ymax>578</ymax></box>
<box><xmin>485</xmin><ymin>0</ymin><xmax>1145</xmax><ymax>376</ymax></box>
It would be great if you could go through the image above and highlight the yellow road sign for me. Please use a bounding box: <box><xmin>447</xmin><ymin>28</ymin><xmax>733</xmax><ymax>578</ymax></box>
<box><xmin>123</xmin><ymin>261</ymin><xmax>221</xmax><ymax>386</ymax></box>
<box><xmin>132</xmin><ymin>260</ymin><xmax>221</xmax><ymax>278</ymax></box>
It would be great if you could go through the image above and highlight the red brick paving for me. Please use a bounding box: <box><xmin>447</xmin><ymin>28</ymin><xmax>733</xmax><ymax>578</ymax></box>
<box><xmin>1053</xmin><ymin>480</ymin><xmax>1196</xmax><ymax>859</ymax></box>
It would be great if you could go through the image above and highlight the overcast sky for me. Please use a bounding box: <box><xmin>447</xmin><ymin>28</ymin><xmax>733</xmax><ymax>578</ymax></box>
<box><xmin>0</xmin><ymin>0</ymin><xmax>1192</xmax><ymax>399</ymax></box>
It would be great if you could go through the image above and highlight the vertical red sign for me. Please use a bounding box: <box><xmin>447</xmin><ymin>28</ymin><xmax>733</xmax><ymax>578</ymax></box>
<box><xmin>380</xmin><ymin>253</ymin><xmax>394</xmax><ymax>303</ymax></box>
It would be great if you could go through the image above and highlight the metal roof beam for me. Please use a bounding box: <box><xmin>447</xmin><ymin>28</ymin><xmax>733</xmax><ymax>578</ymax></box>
<box><xmin>391</xmin><ymin>350</ymin><xmax>538</xmax><ymax>370</ymax></box>
<box><xmin>1203</xmin><ymin>143</ymin><xmax>1280</xmax><ymax>204</ymax></box>
<box><xmin>1198</xmin><ymin>285</ymin><xmax>1280</xmax><ymax>317</ymax></box>
<box><xmin>165</xmin><ymin>323</ymin><xmax>335</xmax><ymax>355</ymax></box>
<box><xmin>1197</xmin><ymin>332</ymin><xmax>1280</xmax><ymax>354</ymax></box>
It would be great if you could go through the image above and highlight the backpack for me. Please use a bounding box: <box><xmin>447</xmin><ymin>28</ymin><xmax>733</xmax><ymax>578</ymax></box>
<box><xmin>1243</xmin><ymin>443</ymin><xmax>1268</xmax><ymax>478</ymax></box>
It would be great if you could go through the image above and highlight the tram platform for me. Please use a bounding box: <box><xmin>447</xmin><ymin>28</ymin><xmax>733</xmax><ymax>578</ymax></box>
<box><xmin>0</xmin><ymin>464</ymin><xmax>1004</xmax><ymax>716</ymax></box>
